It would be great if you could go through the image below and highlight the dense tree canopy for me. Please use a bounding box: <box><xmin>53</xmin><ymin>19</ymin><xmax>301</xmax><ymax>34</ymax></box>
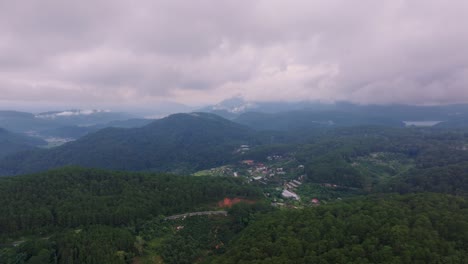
<box><xmin>210</xmin><ymin>193</ymin><xmax>468</xmax><ymax>264</ymax></box>
<box><xmin>0</xmin><ymin>113</ymin><xmax>258</xmax><ymax>176</ymax></box>
<box><xmin>0</xmin><ymin>128</ymin><xmax>45</xmax><ymax>158</ymax></box>
<box><xmin>0</xmin><ymin>167</ymin><xmax>260</xmax><ymax>235</ymax></box>
<box><xmin>2</xmin><ymin>118</ymin><xmax>468</xmax><ymax>263</ymax></box>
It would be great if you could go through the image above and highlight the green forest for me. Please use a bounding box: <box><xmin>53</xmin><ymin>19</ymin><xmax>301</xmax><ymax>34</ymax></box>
<box><xmin>2</xmin><ymin>118</ymin><xmax>468</xmax><ymax>263</ymax></box>
<box><xmin>0</xmin><ymin>129</ymin><xmax>46</xmax><ymax>159</ymax></box>
<box><xmin>3</xmin><ymin>0</ymin><xmax>468</xmax><ymax>262</ymax></box>
<box><xmin>0</xmin><ymin>167</ymin><xmax>260</xmax><ymax>235</ymax></box>
<box><xmin>209</xmin><ymin>194</ymin><xmax>468</xmax><ymax>264</ymax></box>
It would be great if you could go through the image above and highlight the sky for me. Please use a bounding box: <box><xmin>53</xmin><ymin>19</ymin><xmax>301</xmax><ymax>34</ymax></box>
<box><xmin>1</xmin><ymin>0</ymin><xmax>468</xmax><ymax>111</ymax></box>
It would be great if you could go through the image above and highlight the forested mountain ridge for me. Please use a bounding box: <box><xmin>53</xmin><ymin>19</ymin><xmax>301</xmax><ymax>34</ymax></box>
<box><xmin>2</xmin><ymin>125</ymin><xmax>468</xmax><ymax>263</ymax></box>
<box><xmin>0</xmin><ymin>128</ymin><xmax>46</xmax><ymax>158</ymax></box>
<box><xmin>203</xmin><ymin>97</ymin><xmax>468</xmax><ymax>119</ymax></box>
<box><xmin>0</xmin><ymin>111</ymin><xmax>50</xmax><ymax>132</ymax></box>
<box><xmin>37</xmin><ymin>118</ymin><xmax>153</xmax><ymax>139</ymax></box>
<box><xmin>0</xmin><ymin>113</ymin><xmax>258</xmax><ymax>176</ymax></box>
<box><xmin>229</xmin><ymin>103</ymin><xmax>468</xmax><ymax>131</ymax></box>
<box><xmin>233</xmin><ymin>110</ymin><xmax>405</xmax><ymax>130</ymax></box>
<box><xmin>0</xmin><ymin>110</ymin><xmax>133</xmax><ymax>133</ymax></box>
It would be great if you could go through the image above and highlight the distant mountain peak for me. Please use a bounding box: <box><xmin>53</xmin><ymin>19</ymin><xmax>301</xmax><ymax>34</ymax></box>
<box><xmin>153</xmin><ymin>112</ymin><xmax>243</xmax><ymax>126</ymax></box>
<box><xmin>210</xmin><ymin>96</ymin><xmax>256</xmax><ymax>114</ymax></box>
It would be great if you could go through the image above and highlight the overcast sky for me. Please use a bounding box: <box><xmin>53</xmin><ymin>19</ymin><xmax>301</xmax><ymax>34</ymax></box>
<box><xmin>1</xmin><ymin>0</ymin><xmax>468</xmax><ymax>110</ymax></box>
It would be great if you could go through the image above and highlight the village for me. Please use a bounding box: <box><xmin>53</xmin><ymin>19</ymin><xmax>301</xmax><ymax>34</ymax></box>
<box><xmin>194</xmin><ymin>145</ymin><xmax>331</xmax><ymax>208</ymax></box>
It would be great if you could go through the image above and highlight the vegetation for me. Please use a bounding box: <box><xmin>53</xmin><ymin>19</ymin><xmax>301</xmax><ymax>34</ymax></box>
<box><xmin>296</xmin><ymin>183</ymin><xmax>363</xmax><ymax>202</ymax></box>
<box><xmin>0</xmin><ymin>128</ymin><xmax>46</xmax><ymax>158</ymax></box>
<box><xmin>210</xmin><ymin>193</ymin><xmax>468</xmax><ymax>264</ymax></box>
<box><xmin>389</xmin><ymin>162</ymin><xmax>468</xmax><ymax>195</ymax></box>
<box><xmin>0</xmin><ymin>113</ymin><xmax>259</xmax><ymax>176</ymax></box>
<box><xmin>3</xmin><ymin>113</ymin><xmax>468</xmax><ymax>263</ymax></box>
<box><xmin>38</xmin><ymin>119</ymin><xmax>153</xmax><ymax>139</ymax></box>
<box><xmin>0</xmin><ymin>225</ymin><xmax>136</xmax><ymax>264</ymax></box>
<box><xmin>0</xmin><ymin>167</ymin><xmax>260</xmax><ymax>236</ymax></box>
<box><xmin>291</xmin><ymin>127</ymin><xmax>468</xmax><ymax>194</ymax></box>
<box><xmin>232</xmin><ymin>103</ymin><xmax>468</xmax><ymax>131</ymax></box>
<box><xmin>0</xmin><ymin>110</ymin><xmax>132</xmax><ymax>134</ymax></box>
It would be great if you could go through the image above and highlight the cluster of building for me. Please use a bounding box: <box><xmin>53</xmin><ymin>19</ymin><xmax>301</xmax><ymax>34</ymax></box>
<box><xmin>236</xmin><ymin>145</ymin><xmax>251</xmax><ymax>154</ymax></box>
<box><xmin>285</xmin><ymin>179</ymin><xmax>302</xmax><ymax>189</ymax></box>
<box><xmin>207</xmin><ymin>166</ymin><xmax>233</xmax><ymax>177</ymax></box>
<box><xmin>281</xmin><ymin>189</ymin><xmax>300</xmax><ymax>200</ymax></box>
<box><xmin>241</xmin><ymin>160</ymin><xmax>289</xmax><ymax>183</ymax></box>
<box><xmin>281</xmin><ymin>178</ymin><xmax>303</xmax><ymax>201</ymax></box>
<box><xmin>267</xmin><ymin>154</ymin><xmax>284</xmax><ymax>161</ymax></box>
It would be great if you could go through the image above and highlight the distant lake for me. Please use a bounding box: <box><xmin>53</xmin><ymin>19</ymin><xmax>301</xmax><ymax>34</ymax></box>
<box><xmin>403</xmin><ymin>121</ymin><xmax>442</xmax><ymax>127</ymax></box>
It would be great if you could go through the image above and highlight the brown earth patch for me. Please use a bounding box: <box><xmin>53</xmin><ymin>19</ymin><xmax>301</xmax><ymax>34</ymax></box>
<box><xmin>218</xmin><ymin>197</ymin><xmax>255</xmax><ymax>208</ymax></box>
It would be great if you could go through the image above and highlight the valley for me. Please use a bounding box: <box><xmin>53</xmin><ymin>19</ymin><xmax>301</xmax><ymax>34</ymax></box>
<box><xmin>1</xmin><ymin>109</ymin><xmax>468</xmax><ymax>263</ymax></box>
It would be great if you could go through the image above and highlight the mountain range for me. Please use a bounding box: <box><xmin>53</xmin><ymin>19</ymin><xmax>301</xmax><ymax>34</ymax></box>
<box><xmin>0</xmin><ymin>109</ymin><xmax>135</xmax><ymax>134</ymax></box>
<box><xmin>5</xmin><ymin>99</ymin><xmax>468</xmax><ymax>176</ymax></box>
<box><xmin>203</xmin><ymin>97</ymin><xmax>468</xmax><ymax>130</ymax></box>
<box><xmin>2</xmin><ymin>102</ymin><xmax>468</xmax><ymax>263</ymax></box>
<box><xmin>0</xmin><ymin>113</ymin><xmax>257</xmax><ymax>176</ymax></box>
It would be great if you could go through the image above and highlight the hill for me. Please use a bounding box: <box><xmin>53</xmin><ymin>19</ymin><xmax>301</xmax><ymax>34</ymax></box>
<box><xmin>0</xmin><ymin>128</ymin><xmax>46</xmax><ymax>158</ymax></box>
<box><xmin>0</xmin><ymin>167</ymin><xmax>261</xmax><ymax>264</ymax></box>
<box><xmin>1</xmin><ymin>125</ymin><xmax>468</xmax><ymax>263</ymax></box>
<box><xmin>0</xmin><ymin>111</ymin><xmax>54</xmax><ymax>132</ymax></box>
<box><xmin>34</xmin><ymin>109</ymin><xmax>132</xmax><ymax>125</ymax></box>
<box><xmin>209</xmin><ymin>193</ymin><xmax>468</xmax><ymax>264</ymax></box>
<box><xmin>233</xmin><ymin>110</ymin><xmax>405</xmax><ymax>131</ymax></box>
<box><xmin>0</xmin><ymin>113</ymin><xmax>257</xmax><ymax>176</ymax></box>
<box><xmin>231</xmin><ymin>104</ymin><xmax>468</xmax><ymax>131</ymax></box>
<box><xmin>0</xmin><ymin>167</ymin><xmax>260</xmax><ymax>235</ymax></box>
<box><xmin>37</xmin><ymin>118</ymin><xmax>154</xmax><ymax>139</ymax></box>
<box><xmin>0</xmin><ymin>109</ymin><xmax>134</xmax><ymax>134</ymax></box>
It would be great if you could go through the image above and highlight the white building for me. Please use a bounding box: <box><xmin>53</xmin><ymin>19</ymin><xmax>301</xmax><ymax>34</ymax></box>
<box><xmin>282</xmin><ymin>189</ymin><xmax>300</xmax><ymax>200</ymax></box>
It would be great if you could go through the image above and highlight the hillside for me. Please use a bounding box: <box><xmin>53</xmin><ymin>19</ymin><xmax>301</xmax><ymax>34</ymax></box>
<box><xmin>234</xmin><ymin>110</ymin><xmax>405</xmax><ymax>131</ymax></box>
<box><xmin>0</xmin><ymin>111</ymin><xmax>54</xmax><ymax>132</ymax></box>
<box><xmin>209</xmin><ymin>194</ymin><xmax>468</xmax><ymax>264</ymax></box>
<box><xmin>0</xmin><ymin>167</ymin><xmax>261</xmax><ymax>264</ymax></box>
<box><xmin>2</xmin><ymin>126</ymin><xmax>468</xmax><ymax>263</ymax></box>
<box><xmin>0</xmin><ymin>110</ymin><xmax>134</xmax><ymax>134</ymax></box>
<box><xmin>0</xmin><ymin>113</ymin><xmax>257</xmax><ymax>176</ymax></box>
<box><xmin>226</xmin><ymin>103</ymin><xmax>468</xmax><ymax>131</ymax></box>
<box><xmin>37</xmin><ymin>118</ymin><xmax>153</xmax><ymax>139</ymax></box>
<box><xmin>0</xmin><ymin>167</ymin><xmax>260</xmax><ymax>235</ymax></box>
<box><xmin>0</xmin><ymin>128</ymin><xmax>46</xmax><ymax>158</ymax></box>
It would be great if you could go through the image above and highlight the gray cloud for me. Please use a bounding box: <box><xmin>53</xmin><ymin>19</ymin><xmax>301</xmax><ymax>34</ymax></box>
<box><xmin>1</xmin><ymin>0</ymin><xmax>468</xmax><ymax>108</ymax></box>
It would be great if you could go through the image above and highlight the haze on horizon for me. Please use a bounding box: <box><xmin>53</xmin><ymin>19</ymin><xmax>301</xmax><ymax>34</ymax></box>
<box><xmin>1</xmin><ymin>0</ymin><xmax>468</xmax><ymax>112</ymax></box>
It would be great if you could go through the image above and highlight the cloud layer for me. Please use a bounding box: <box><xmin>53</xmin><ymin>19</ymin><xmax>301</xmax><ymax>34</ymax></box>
<box><xmin>1</xmin><ymin>0</ymin><xmax>468</xmax><ymax>107</ymax></box>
